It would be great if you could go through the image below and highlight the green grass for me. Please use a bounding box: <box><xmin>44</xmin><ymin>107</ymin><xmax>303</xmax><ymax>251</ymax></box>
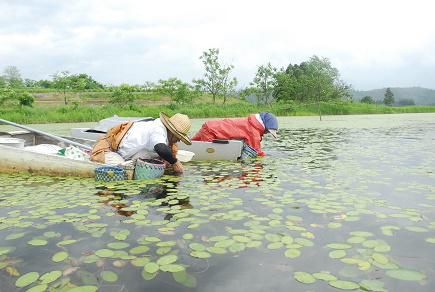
<box><xmin>1</xmin><ymin>101</ymin><xmax>435</xmax><ymax>124</ymax></box>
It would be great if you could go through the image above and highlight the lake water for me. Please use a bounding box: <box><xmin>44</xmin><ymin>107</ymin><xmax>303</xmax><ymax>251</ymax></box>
<box><xmin>0</xmin><ymin>113</ymin><xmax>434</xmax><ymax>291</ymax></box>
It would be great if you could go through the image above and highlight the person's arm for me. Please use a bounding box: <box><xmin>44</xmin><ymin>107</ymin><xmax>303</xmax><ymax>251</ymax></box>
<box><xmin>154</xmin><ymin>143</ymin><xmax>184</xmax><ymax>173</ymax></box>
<box><xmin>154</xmin><ymin>143</ymin><xmax>177</xmax><ymax>164</ymax></box>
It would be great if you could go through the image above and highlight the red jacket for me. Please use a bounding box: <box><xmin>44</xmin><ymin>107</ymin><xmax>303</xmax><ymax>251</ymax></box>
<box><xmin>191</xmin><ymin>114</ymin><xmax>266</xmax><ymax>156</ymax></box>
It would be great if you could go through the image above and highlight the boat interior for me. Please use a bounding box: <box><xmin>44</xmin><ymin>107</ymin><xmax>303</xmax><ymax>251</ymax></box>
<box><xmin>0</xmin><ymin>130</ymin><xmax>95</xmax><ymax>148</ymax></box>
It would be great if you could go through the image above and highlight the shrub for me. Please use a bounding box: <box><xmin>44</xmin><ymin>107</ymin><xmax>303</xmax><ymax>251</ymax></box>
<box><xmin>17</xmin><ymin>92</ymin><xmax>35</xmax><ymax>107</ymax></box>
<box><xmin>110</xmin><ymin>84</ymin><xmax>136</xmax><ymax>104</ymax></box>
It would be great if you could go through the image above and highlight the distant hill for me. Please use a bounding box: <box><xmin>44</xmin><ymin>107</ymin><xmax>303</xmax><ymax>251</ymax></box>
<box><xmin>352</xmin><ymin>87</ymin><xmax>435</xmax><ymax>105</ymax></box>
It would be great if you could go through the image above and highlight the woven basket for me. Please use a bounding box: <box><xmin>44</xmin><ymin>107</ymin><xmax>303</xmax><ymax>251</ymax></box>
<box><xmin>134</xmin><ymin>159</ymin><xmax>165</xmax><ymax>180</ymax></box>
<box><xmin>95</xmin><ymin>166</ymin><xmax>127</xmax><ymax>182</ymax></box>
<box><xmin>240</xmin><ymin>144</ymin><xmax>258</xmax><ymax>160</ymax></box>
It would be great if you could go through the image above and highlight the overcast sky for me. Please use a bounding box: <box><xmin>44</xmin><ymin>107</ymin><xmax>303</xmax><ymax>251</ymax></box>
<box><xmin>1</xmin><ymin>0</ymin><xmax>434</xmax><ymax>90</ymax></box>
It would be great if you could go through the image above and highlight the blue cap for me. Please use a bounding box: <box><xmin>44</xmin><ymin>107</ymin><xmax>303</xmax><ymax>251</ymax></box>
<box><xmin>259</xmin><ymin>112</ymin><xmax>278</xmax><ymax>130</ymax></box>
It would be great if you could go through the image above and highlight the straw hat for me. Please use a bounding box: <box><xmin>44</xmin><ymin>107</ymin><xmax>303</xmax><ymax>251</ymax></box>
<box><xmin>159</xmin><ymin>112</ymin><xmax>192</xmax><ymax>145</ymax></box>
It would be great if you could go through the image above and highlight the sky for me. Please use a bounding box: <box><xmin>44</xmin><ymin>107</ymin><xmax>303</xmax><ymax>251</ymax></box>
<box><xmin>1</xmin><ymin>0</ymin><xmax>435</xmax><ymax>91</ymax></box>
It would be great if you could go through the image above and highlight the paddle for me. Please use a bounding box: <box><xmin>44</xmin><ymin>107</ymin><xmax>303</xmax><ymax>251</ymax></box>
<box><xmin>0</xmin><ymin>118</ymin><xmax>93</xmax><ymax>151</ymax></box>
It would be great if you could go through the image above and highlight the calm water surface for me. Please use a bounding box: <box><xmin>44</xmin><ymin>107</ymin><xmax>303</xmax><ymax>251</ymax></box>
<box><xmin>0</xmin><ymin>113</ymin><xmax>434</xmax><ymax>292</ymax></box>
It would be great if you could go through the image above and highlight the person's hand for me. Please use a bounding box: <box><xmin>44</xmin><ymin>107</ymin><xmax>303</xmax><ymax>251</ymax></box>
<box><xmin>172</xmin><ymin>161</ymin><xmax>184</xmax><ymax>173</ymax></box>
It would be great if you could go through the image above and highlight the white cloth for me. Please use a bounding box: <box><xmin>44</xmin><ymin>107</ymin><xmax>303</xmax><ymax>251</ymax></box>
<box><xmin>64</xmin><ymin>146</ymin><xmax>90</xmax><ymax>161</ymax></box>
<box><xmin>105</xmin><ymin>151</ymin><xmax>126</xmax><ymax>165</ymax></box>
<box><xmin>25</xmin><ymin>144</ymin><xmax>62</xmax><ymax>155</ymax></box>
<box><xmin>117</xmin><ymin>119</ymin><xmax>168</xmax><ymax>160</ymax></box>
<box><xmin>255</xmin><ymin>114</ymin><xmax>265</xmax><ymax>128</ymax></box>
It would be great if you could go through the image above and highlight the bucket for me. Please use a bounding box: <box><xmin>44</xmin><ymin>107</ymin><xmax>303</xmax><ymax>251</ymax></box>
<box><xmin>134</xmin><ymin>159</ymin><xmax>165</xmax><ymax>180</ymax></box>
<box><xmin>0</xmin><ymin>137</ymin><xmax>25</xmax><ymax>148</ymax></box>
<box><xmin>176</xmin><ymin>150</ymin><xmax>195</xmax><ymax>162</ymax></box>
<box><xmin>95</xmin><ymin>166</ymin><xmax>127</xmax><ymax>182</ymax></box>
<box><xmin>240</xmin><ymin>144</ymin><xmax>258</xmax><ymax>160</ymax></box>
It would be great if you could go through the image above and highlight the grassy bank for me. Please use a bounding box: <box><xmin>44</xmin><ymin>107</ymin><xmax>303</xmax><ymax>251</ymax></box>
<box><xmin>1</xmin><ymin>101</ymin><xmax>435</xmax><ymax>124</ymax></box>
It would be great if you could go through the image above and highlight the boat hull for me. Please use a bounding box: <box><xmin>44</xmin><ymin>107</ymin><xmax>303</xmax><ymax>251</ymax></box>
<box><xmin>0</xmin><ymin>145</ymin><xmax>98</xmax><ymax>177</ymax></box>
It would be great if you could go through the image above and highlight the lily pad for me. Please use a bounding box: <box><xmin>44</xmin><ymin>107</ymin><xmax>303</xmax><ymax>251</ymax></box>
<box><xmin>107</xmin><ymin>242</ymin><xmax>130</xmax><ymax>249</ymax></box>
<box><xmin>95</xmin><ymin>249</ymin><xmax>115</xmax><ymax>258</ymax></box>
<box><xmin>359</xmin><ymin>279</ymin><xmax>386</xmax><ymax>292</ymax></box>
<box><xmin>129</xmin><ymin>246</ymin><xmax>150</xmax><ymax>255</ymax></box>
<box><xmin>329</xmin><ymin>250</ymin><xmax>346</xmax><ymax>259</ymax></box>
<box><xmin>144</xmin><ymin>262</ymin><xmax>159</xmax><ymax>274</ymax></box>
<box><xmin>313</xmin><ymin>272</ymin><xmax>337</xmax><ymax>281</ymax></box>
<box><xmin>15</xmin><ymin>272</ymin><xmax>39</xmax><ymax>288</ymax></box>
<box><xmin>160</xmin><ymin>264</ymin><xmax>185</xmax><ymax>273</ymax></box>
<box><xmin>27</xmin><ymin>239</ymin><xmax>48</xmax><ymax>246</ymax></box>
<box><xmin>52</xmin><ymin>251</ymin><xmax>68</xmax><ymax>262</ymax></box>
<box><xmin>101</xmin><ymin>270</ymin><xmax>118</xmax><ymax>282</ymax></box>
<box><xmin>40</xmin><ymin>270</ymin><xmax>62</xmax><ymax>284</ymax></box>
<box><xmin>328</xmin><ymin>280</ymin><xmax>360</xmax><ymax>290</ymax></box>
<box><xmin>157</xmin><ymin>255</ymin><xmax>178</xmax><ymax>266</ymax></box>
<box><xmin>284</xmin><ymin>249</ymin><xmax>301</xmax><ymax>258</ymax></box>
<box><xmin>386</xmin><ymin>269</ymin><xmax>426</xmax><ymax>281</ymax></box>
<box><xmin>26</xmin><ymin>284</ymin><xmax>48</xmax><ymax>292</ymax></box>
<box><xmin>190</xmin><ymin>251</ymin><xmax>211</xmax><ymax>258</ymax></box>
<box><xmin>294</xmin><ymin>271</ymin><xmax>316</xmax><ymax>284</ymax></box>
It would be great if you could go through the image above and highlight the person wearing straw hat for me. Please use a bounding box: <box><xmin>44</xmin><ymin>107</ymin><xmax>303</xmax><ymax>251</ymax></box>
<box><xmin>91</xmin><ymin>112</ymin><xmax>192</xmax><ymax>173</ymax></box>
<box><xmin>191</xmin><ymin>112</ymin><xmax>278</xmax><ymax>156</ymax></box>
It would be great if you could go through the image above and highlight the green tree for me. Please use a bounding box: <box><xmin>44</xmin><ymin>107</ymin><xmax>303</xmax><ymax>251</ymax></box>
<box><xmin>52</xmin><ymin>71</ymin><xmax>72</xmax><ymax>105</ymax></box>
<box><xmin>35</xmin><ymin>79</ymin><xmax>53</xmax><ymax>88</ymax></box>
<box><xmin>24</xmin><ymin>79</ymin><xmax>37</xmax><ymax>88</ymax></box>
<box><xmin>110</xmin><ymin>84</ymin><xmax>136</xmax><ymax>104</ymax></box>
<box><xmin>383</xmin><ymin>88</ymin><xmax>394</xmax><ymax>106</ymax></box>
<box><xmin>3</xmin><ymin>66</ymin><xmax>23</xmax><ymax>88</ymax></box>
<box><xmin>156</xmin><ymin>78</ymin><xmax>197</xmax><ymax>105</ymax></box>
<box><xmin>69</xmin><ymin>73</ymin><xmax>104</xmax><ymax>90</ymax></box>
<box><xmin>250</xmin><ymin>62</ymin><xmax>277</xmax><ymax>105</ymax></box>
<box><xmin>360</xmin><ymin>95</ymin><xmax>374</xmax><ymax>104</ymax></box>
<box><xmin>193</xmin><ymin>48</ymin><xmax>237</xmax><ymax>104</ymax></box>
<box><xmin>274</xmin><ymin>56</ymin><xmax>351</xmax><ymax>104</ymax></box>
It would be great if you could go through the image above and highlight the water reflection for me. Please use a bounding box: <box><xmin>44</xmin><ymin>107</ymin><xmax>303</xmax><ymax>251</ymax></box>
<box><xmin>200</xmin><ymin>161</ymin><xmax>273</xmax><ymax>188</ymax></box>
<box><xmin>95</xmin><ymin>179</ymin><xmax>192</xmax><ymax>218</ymax></box>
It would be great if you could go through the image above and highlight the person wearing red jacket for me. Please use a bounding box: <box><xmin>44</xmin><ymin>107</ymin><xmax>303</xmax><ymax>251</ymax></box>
<box><xmin>191</xmin><ymin>112</ymin><xmax>278</xmax><ymax>156</ymax></box>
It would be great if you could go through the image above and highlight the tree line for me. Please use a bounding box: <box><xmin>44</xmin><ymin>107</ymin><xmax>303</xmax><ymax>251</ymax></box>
<box><xmin>1</xmin><ymin>48</ymin><xmax>394</xmax><ymax>108</ymax></box>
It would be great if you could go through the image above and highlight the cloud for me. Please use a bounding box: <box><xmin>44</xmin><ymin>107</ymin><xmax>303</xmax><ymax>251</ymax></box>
<box><xmin>1</xmin><ymin>0</ymin><xmax>435</xmax><ymax>89</ymax></box>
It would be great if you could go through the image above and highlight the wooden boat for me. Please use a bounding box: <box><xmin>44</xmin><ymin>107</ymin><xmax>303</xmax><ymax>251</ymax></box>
<box><xmin>71</xmin><ymin>116</ymin><xmax>244</xmax><ymax>161</ymax></box>
<box><xmin>0</xmin><ymin>130</ymin><xmax>99</xmax><ymax>177</ymax></box>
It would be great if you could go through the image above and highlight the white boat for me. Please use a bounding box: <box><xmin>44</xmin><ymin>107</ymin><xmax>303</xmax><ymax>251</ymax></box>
<box><xmin>71</xmin><ymin>116</ymin><xmax>244</xmax><ymax>161</ymax></box>
<box><xmin>0</xmin><ymin>130</ymin><xmax>99</xmax><ymax>177</ymax></box>
<box><xmin>177</xmin><ymin>140</ymin><xmax>243</xmax><ymax>161</ymax></box>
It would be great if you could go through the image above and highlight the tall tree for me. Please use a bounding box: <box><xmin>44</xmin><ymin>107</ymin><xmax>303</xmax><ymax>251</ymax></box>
<box><xmin>251</xmin><ymin>63</ymin><xmax>277</xmax><ymax>105</ymax></box>
<box><xmin>383</xmin><ymin>87</ymin><xmax>394</xmax><ymax>106</ymax></box>
<box><xmin>274</xmin><ymin>56</ymin><xmax>351</xmax><ymax>103</ymax></box>
<box><xmin>193</xmin><ymin>48</ymin><xmax>237</xmax><ymax>104</ymax></box>
<box><xmin>3</xmin><ymin>66</ymin><xmax>23</xmax><ymax>88</ymax></box>
<box><xmin>52</xmin><ymin>71</ymin><xmax>72</xmax><ymax>105</ymax></box>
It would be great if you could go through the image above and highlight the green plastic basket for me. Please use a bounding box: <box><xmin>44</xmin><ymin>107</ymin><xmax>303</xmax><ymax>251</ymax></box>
<box><xmin>95</xmin><ymin>166</ymin><xmax>127</xmax><ymax>182</ymax></box>
<box><xmin>240</xmin><ymin>144</ymin><xmax>258</xmax><ymax>160</ymax></box>
<box><xmin>134</xmin><ymin>159</ymin><xmax>165</xmax><ymax>180</ymax></box>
